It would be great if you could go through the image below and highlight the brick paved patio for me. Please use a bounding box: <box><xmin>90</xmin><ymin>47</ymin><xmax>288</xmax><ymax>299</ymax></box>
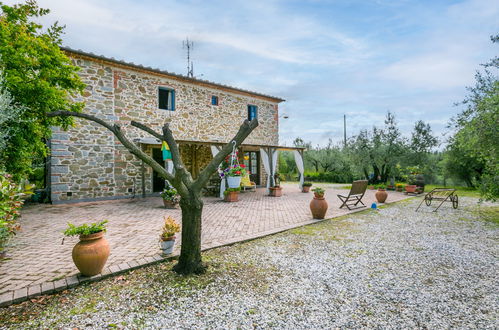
<box><xmin>0</xmin><ymin>183</ymin><xmax>410</xmax><ymax>304</ymax></box>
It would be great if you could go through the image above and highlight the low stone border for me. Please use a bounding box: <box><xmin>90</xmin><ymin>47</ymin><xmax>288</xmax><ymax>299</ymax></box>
<box><xmin>0</xmin><ymin>198</ymin><xmax>408</xmax><ymax>308</ymax></box>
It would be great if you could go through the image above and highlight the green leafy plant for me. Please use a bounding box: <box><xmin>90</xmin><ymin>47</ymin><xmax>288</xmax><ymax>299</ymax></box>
<box><xmin>395</xmin><ymin>183</ymin><xmax>405</xmax><ymax>188</ymax></box>
<box><xmin>303</xmin><ymin>182</ymin><xmax>313</xmax><ymax>187</ymax></box>
<box><xmin>160</xmin><ymin>183</ymin><xmax>180</xmax><ymax>203</ymax></box>
<box><xmin>63</xmin><ymin>220</ymin><xmax>108</xmax><ymax>237</ymax></box>
<box><xmin>376</xmin><ymin>184</ymin><xmax>386</xmax><ymax>190</ymax></box>
<box><xmin>226</xmin><ymin>164</ymin><xmax>247</xmax><ymax>177</ymax></box>
<box><xmin>0</xmin><ymin>172</ymin><xmax>32</xmax><ymax>252</ymax></box>
<box><xmin>0</xmin><ymin>1</ymin><xmax>85</xmax><ymax>179</ymax></box>
<box><xmin>223</xmin><ymin>187</ymin><xmax>241</xmax><ymax>195</ymax></box>
<box><xmin>312</xmin><ymin>187</ymin><xmax>325</xmax><ymax>196</ymax></box>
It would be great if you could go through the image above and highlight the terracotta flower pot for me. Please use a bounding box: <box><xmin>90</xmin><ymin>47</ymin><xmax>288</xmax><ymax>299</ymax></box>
<box><xmin>224</xmin><ymin>190</ymin><xmax>239</xmax><ymax>202</ymax></box>
<box><xmin>269</xmin><ymin>187</ymin><xmax>282</xmax><ymax>197</ymax></box>
<box><xmin>159</xmin><ymin>236</ymin><xmax>176</xmax><ymax>255</ymax></box>
<box><xmin>302</xmin><ymin>186</ymin><xmax>311</xmax><ymax>193</ymax></box>
<box><xmin>405</xmin><ymin>185</ymin><xmax>417</xmax><ymax>193</ymax></box>
<box><xmin>375</xmin><ymin>189</ymin><xmax>388</xmax><ymax>203</ymax></box>
<box><xmin>72</xmin><ymin>231</ymin><xmax>110</xmax><ymax>276</ymax></box>
<box><xmin>368</xmin><ymin>185</ymin><xmax>375</xmax><ymax>190</ymax></box>
<box><xmin>163</xmin><ymin>199</ymin><xmax>177</xmax><ymax>209</ymax></box>
<box><xmin>310</xmin><ymin>195</ymin><xmax>328</xmax><ymax>219</ymax></box>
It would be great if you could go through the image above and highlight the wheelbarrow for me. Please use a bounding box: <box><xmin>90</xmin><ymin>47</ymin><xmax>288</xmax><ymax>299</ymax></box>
<box><xmin>415</xmin><ymin>188</ymin><xmax>458</xmax><ymax>212</ymax></box>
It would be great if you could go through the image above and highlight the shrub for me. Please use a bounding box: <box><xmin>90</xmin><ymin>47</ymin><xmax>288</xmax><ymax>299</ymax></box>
<box><xmin>304</xmin><ymin>171</ymin><xmax>353</xmax><ymax>184</ymax></box>
<box><xmin>0</xmin><ymin>173</ymin><xmax>32</xmax><ymax>252</ymax></box>
<box><xmin>63</xmin><ymin>220</ymin><xmax>108</xmax><ymax>237</ymax></box>
<box><xmin>303</xmin><ymin>182</ymin><xmax>313</xmax><ymax>187</ymax></box>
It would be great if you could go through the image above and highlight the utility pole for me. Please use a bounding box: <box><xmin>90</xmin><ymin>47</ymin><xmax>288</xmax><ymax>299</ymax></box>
<box><xmin>183</xmin><ymin>38</ymin><xmax>194</xmax><ymax>78</ymax></box>
<box><xmin>343</xmin><ymin>114</ymin><xmax>347</xmax><ymax>148</ymax></box>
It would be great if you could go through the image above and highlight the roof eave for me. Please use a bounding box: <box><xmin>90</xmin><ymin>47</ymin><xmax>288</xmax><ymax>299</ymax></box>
<box><xmin>62</xmin><ymin>47</ymin><xmax>285</xmax><ymax>103</ymax></box>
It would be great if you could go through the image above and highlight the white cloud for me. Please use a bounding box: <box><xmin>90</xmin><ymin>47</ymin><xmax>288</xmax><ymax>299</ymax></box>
<box><xmin>380</xmin><ymin>54</ymin><xmax>476</xmax><ymax>89</ymax></box>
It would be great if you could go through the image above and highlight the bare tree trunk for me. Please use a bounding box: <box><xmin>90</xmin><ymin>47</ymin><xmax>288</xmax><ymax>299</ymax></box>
<box><xmin>173</xmin><ymin>194</ymin><xmax>205</xmax><ymax>274</ymax></box>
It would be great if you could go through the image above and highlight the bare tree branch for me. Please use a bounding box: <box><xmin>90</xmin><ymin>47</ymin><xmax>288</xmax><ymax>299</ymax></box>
<box><xmin>194</xmin><ymin>119</ymin><xmax>259</xmax><ymax>190</ymax></box>
<box><xmin>47</xmin><ymin>111</ymin><xmax>175</xmax><ymax>183</ymax></box>
<box><xmin>161</xmin><ymin>123</ymin><xmax>193</xmax><ymax>187</ymax></box>
<box><xmin>130</xmin><ymin>121</ymin><xmax>163</xmax><ymax>141</ymax></box>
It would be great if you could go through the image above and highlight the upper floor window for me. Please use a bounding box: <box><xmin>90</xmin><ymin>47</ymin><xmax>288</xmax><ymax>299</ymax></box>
<box><xmin>158</xmin><ymin>87</ymin><xmax>175</xmax><ymax>111</ymax></box>
<box><xmin>248</xmin><ymin>105</ymin><xmax>258</xmax><ymax>121</ymax></box>
<box><xmin>211</xmin><ymin>95</ymin><xmax>219</xmax><ymax>106</ymax></box>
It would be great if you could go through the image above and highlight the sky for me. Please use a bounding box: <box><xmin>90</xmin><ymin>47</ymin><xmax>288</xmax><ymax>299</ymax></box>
<box><xmin>5</xmin><ymin>0</ymin><xmax>498</xmax><ymax>146</ymax></box>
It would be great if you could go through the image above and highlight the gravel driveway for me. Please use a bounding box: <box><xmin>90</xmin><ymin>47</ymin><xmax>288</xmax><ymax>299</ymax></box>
<box><xmin>1</xmin><ymin>197</ymin><xmax>497</xmax><ymax>329</ymax></box>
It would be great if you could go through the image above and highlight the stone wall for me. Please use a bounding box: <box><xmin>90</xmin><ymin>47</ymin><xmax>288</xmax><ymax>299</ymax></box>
<box><xmin>50</xmin><ymin>55</ymin><xmax>280</xmax><ymax>202</ymax></box>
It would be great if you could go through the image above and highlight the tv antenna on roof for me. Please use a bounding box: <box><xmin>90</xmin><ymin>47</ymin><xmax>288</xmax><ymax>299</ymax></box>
<box><xmin>183</xmin><ymin>37</ymin><xmax>194</xmax><ymax>78</ymax></box>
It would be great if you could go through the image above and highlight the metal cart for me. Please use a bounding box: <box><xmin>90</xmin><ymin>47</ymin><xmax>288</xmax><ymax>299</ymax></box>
<box><xmin>415</xmin><ymin>188</ymin><xmax>458</xmax><ymax>212</ymax></box>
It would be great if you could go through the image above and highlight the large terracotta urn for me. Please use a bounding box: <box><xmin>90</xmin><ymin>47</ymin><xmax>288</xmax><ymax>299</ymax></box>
<box><xmin>375</xmin><ymin>189</ymin><xmax>388</xmax><ymax>203</ymax></box>
<box><xmin>310</xmin><ymin>194</ymin><xmax>328</xmax><ymax>219</ymax></box>
<box><xmin>72</xmin><ymin>231</ymin><xmax>110</xmax><ymax>276</ymax></box>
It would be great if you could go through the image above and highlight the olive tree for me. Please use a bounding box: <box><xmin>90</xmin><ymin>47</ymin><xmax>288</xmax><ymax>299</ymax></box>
<box><xmin>48</xmin><ymin>111</ymin><xmax>258</xmax><ymax>274</ymax></box>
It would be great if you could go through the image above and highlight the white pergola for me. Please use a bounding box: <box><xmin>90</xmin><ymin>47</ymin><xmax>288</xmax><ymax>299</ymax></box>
<box><xmin>136</xmin><ymin>137</ymin><xmax>306</xmax><ymax>199</ymax></box>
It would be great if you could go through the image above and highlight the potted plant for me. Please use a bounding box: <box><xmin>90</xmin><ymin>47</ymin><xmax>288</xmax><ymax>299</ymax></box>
<box><xmin>160</xmin><ymin>183</ymin><xmax>180</xmax><ymax>209</ymax></box>
<box><xmin>375</xmin><ymin>184</ymin><xmax>388</xmax><ymax>203</ymax></box>
<box><xmin>415</xmin><ymin>174</ymin><xmax>425</xmax><ymax>193</ymax></box>
<box><xmin>387</xmin><ymin>178</ymin><xmax>395</xmax><ymax>190</ymax></box>
<box><xmin>302</xmin><ymin>182</ymin><xmax>312</xmax><ymax>193</ymax></box>
<box><xmin>226</xmin><ymin>164</ymin><xmax>247</xmax><ymax>188</ymax></box>
<box><xmin>395</xmin><ymin>183</ymin><xmax>404</xmax><ymax>192</ymax></box>
<box><xmin>159</xmin><ymin>216</ymin><xmax>180</xmax><ymax>255</ymax></box>
<box><xmin>63</xmin><ymin>220</ymin><xmax>110</xmax><ymax>276</ymax></box>
<box><xmin>269</xmin><ymin>172</ymin><xmax>283</xmax><ymax>197</ymax></box>
<box><xmin>368</xmin><ymin>185</ymin><xmax>375</xmax><ymax>190</ymax></box>
<box><xmin>310</xmin><ymin>187</ymin><xmax>328</xmax><ymax>219</ymax></box>
<box><xmin>224</xmin><ymin>187</ymin><xmax>241</xmax><ymax>202</ymax></box>
<box><xmin>405</xmin><ymin>175</ymin><xmax>417</xmax><ymax>193</ymax></box>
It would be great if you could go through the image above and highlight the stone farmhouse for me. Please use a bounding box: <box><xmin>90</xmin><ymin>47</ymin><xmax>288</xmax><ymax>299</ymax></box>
<box><xmin>49</xmin><ymin>48</ymin><xmax>304</xmax><ymax>203</ymax></box>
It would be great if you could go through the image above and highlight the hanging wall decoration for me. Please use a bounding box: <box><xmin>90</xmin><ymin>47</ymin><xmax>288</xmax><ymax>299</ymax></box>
<box><xmin>162</xmin><ymin>141</ymin><xmax>172</xmax><ymax>161</ymax></box>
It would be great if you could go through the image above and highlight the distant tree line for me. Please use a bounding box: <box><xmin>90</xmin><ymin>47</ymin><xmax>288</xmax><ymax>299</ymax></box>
<box><xmin>280</xmin><ymin>34</ymin><xmax>497</xmax><ymax>201</ymax></box>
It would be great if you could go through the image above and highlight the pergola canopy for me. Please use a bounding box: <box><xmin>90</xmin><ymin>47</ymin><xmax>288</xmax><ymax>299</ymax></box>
<box><xmin>135</xmin><ymin>137</ymin><xmax>306</xmax><ymax>198</ymax></box>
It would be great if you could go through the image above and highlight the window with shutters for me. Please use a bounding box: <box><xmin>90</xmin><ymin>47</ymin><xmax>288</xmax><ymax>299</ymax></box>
<box><xmin>211</xmin><ymin>95</ymin><xmax>219</xmax><ymax>106</ymax></box>
<box><xmin>248</xmin><ymin>105</ymin><xmax>258</xmax><ymax>121</ymax></box>
<box><xmin>158</xmin><ymin>87</ymin><xmax>175</xmax><ymax>111</ymax></box>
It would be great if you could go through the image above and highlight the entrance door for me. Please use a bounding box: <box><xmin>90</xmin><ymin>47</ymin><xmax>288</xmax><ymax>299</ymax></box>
<box><xmin>152</xmin><ymin>148</ymin><xmax>165</xmax><ymax>192</ymax></box>
<box><xmin>243</xmin><ymin>151</ymin><xmax>260</xmax><ymax>185</ymax></box>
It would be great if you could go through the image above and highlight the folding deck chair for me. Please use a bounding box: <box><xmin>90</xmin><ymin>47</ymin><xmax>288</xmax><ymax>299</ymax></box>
<box><xmin>337</xmin><ymin>180</ymin><xmax>368</xmax><ymax>210</ymax></box>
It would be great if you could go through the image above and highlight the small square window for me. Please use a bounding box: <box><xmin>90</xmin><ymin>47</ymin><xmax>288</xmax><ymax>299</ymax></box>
<box><xmin>158</xmin><ymin>87</ymin><xmax>175</xmax><ymax>111</ymax></box>
<box><xmin>248</xmin><ymin>105</ymin><xmax>258</xmax><ymax>121</ymax></box>
<box><xmin>211</xmin><ymin>96</ymin><xmax>219</xmax><ymax>106</ymax></box>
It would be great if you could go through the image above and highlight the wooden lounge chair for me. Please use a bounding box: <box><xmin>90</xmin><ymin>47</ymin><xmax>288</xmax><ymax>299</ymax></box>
<box><xmin>240</xmin><ymin>174</ymin><xmax>256</xmax><ymax>192</ymax></box>
<box><xmin>337</xmin><ymin>180</ymin><xmax>368</xmax><ymax>210</ymax></box>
